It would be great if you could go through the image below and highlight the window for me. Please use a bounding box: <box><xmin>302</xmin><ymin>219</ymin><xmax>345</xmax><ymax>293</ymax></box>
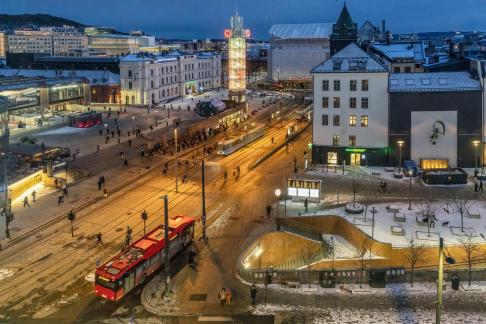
<box><xmin>333</xmin><ymin>97</ymin><xmax>340</xmax><ymax>108</ymax></box>
<box><xmin>322</xmin><ymin>80</ymin><xmax>329</xmax><ymax>91</ymax></box>
<box><xmin>333</xmin><ymin>80</ymin><xmax>340</xmax><ymax>91</ymax></box>
<box><xmin>333</xmin><ymin>115</ymin><xmax>340</xmax><ymax>126</ymax></box>
<box><xmin>438</xmin><ymin>78</ymin><xmax>448</xmax><ymax>85</ymax></box>
<box><xmin>361</xmin><ymin>80</ymin><xmax>369</xmax><ymax>91</ymax></box>
<box><xmin>322</xmin><ymin>97</ymin><xmax>329</xmax><ymax>108</ymax></box>
<box><xmin>350</xmin><ymin>80</ymin><xmax>357</xmax><ymax>91</ymax></box>
<box><xmin>404</xmin><ymin>66</ymin><xmax>412</xmax><ymax>73</ymax></box>
<box><xmin>333</xmin><ymin>60</ymin><xmax>342</xmax><ymax>71</ymax></box>
<box><xmin>128</xmin><ymin>82</ymin><xmax>132</xmax><ymax>90</ymax></box>
<box><xmin>393</xmin><ymin>67</ymin><xmax>400</xmax><ymax>73</ymax></box>
<box><xmin>321</xmin><ymin>114</ymin><xmax>328</xmax><ymax>126</ymax></box>
<box><xmin>128</xmin><ymin>70</ymin><xmax>132</xmax><ymax>78</ymax></box>
<box><xmin>421</xmin><ymin>79</ymin><xmax>431</xmax><ymax>85</ymax></box>
<box><xmin>349</xmin><ymin>97</ymin><xmax>357</xmax><ymax>109</ymax></box>
<box><xmin>349</xmin><ymin>135</ymin><xmax>356</xmax><ymax>147</ymax></box>
<box><xmin>361</xmin><ymin>97</ymin><xmax>368</xmax><ymax>109</ymax></box>
<box><xmin>151</xmin><ymin>69</ymin><xmax>154</xmax><ymax>77</ymax></box>
<box><xmin>361</xmin><ymin>115</ymin><xmax>368</xmax><ymax>127</ymax></box>
<box><xmin>349</xmin><ymin>115</ymin><xmax>356</xmax><ymax>127</ymax></box>
<box><xmin>150</xmin><ymin>80</ymin><xmax>154</xmax><ymax>88</ymax></box>
<box><xmin>328</xmin><ymin>152</ymin><xmax>338</xmax><ymax>165</ymax></box>
<box><xmin>332</xmin><ymin>135</ymin><xmax>340</xmax><ymax>146</ymax></box>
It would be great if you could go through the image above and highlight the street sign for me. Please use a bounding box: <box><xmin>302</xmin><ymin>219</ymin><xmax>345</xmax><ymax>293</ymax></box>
<box><xmin>287</xmin><ymin>178</ymin><xmax>321</xmax><ymax>200</ymax></box>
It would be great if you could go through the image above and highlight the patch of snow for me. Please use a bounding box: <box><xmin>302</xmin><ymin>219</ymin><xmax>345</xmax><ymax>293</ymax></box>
<box><xmin>0</xmin><ymin>269</ymin><xmax>15</xmax><ymax>281</ymax></box>
<box><xmin>37</xmin><ymin>127</ymin><xmax>89</xmax><ymax>136</ymax></box>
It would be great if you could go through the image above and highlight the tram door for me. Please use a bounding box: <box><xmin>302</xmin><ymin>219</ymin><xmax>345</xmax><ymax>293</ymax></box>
<box><xmin>124</xmin><ymin>271</ymin><xmax>135</xmax><ymax>294</ymax></box>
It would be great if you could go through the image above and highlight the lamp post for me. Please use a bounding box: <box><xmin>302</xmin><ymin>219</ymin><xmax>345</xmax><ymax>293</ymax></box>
<box><xmin>408</xmin><ymin>170</ymin><xmax>413</xmax><ymax>210</ymax></box>
<box><xmin>473</xmin><ymin>140</ymin><xmax>480</xmax><ymax>172</ymax></box>
<box><xmin>397</xmin><ymin>140</ymin><xmax>404</xmax><ymax>174</ymax></box>
<box><xmin>161</xmin><ymin>195</ymin><xmax>171</xmax><ymax>299</ymax></box>
<box><xmin>131</xmin><ymin>116</ymin><xmax>135</xmax><ymax>134</ymax></box>
<box><xmin>274</xmin><ymin>189</ymin><xmax>281</xmax><ymax>218</ymax></box>
<box><xmin>174</xmin><ymin>127</ymin><xmax>179</xmax><ymax>193</ymax></box>
<box><xmin>154</xmin><ymin>110</ymin><xmax>158</xmax><ymax>127</ymax></box>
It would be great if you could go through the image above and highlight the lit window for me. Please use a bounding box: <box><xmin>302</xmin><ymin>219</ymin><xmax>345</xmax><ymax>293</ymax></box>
<box><xmin>328</xmin><ymin>152</ymin><xmax>338</xmax><ymax>164</ymax></box>
<box><xmin>349</xmin><ymin>115</ymin><xmax>356</xmax><ymax>126</ymax></box>
<box><xmin>349</xmin><ymin>135</ymin><xmax>356</xmax><ymax>147</ymax></box>
<box><xmin>332</xmin><ymin>135</ymin><xmax>340</xmax><ymax>146</ymax></box>
<box><xmin>361</xmin><ymin>115</ymin><xmax>368</xmax><ymax>127</ymax></box>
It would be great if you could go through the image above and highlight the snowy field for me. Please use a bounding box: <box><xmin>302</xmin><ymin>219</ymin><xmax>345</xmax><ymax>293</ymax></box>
<box><xmin>252</xmin><ymin>303</ymin><xmax>486</xmax><ymax>324</ymax></box>
<box><xmin>304</xmin><ymin>201</ymin><xmax>486</xmax><ymax>247</ymax></box>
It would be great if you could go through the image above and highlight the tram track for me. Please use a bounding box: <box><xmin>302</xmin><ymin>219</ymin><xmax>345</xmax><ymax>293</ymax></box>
<box><xmin>0</xmin><ymin>102</ymin><xmax>308</xmax><ymax>315</ymax></box>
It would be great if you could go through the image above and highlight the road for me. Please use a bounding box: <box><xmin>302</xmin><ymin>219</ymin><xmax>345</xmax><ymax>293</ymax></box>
<box><xmin>0</xmin><ymin>97</ymin><xmax>308</xmax><ymax>321</ymax></box>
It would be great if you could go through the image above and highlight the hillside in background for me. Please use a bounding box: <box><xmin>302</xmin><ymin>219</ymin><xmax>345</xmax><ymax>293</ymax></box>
<box><xmin>0</xmin><ymin>13</ymin><xmax>87</xmax><ymax>30</ymax></box>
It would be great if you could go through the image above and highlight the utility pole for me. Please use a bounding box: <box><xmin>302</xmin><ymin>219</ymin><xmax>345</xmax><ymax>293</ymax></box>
<box><xmin>201</xmin><ymin>159</ymin><xmax>207</xmax><ymax>243</ymax></box>
<box><xmin>163</xmin><ymin>195</ymin><xmax>171</xmax><ymax>299</ymax></box>
<box><xmin>371</xmin><ymin>207</ymin><xmax>377</xmax><ymax>239</ymax></box>
<box><xmin>436</xmin><ymin>237</ymin><xmax>444</xmax><ymax>324</ymax></box>
<box><xmin>174</xmin><ymin>127</ymin><xmax>178</xmax><ymax>193</ymax></box>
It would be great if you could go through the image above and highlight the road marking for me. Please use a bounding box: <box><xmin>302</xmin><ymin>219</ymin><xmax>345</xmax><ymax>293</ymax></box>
<box><xmin>198</xmin><ymin>316</ymin><xmax>234</xmax><ymax>322</ymax></box>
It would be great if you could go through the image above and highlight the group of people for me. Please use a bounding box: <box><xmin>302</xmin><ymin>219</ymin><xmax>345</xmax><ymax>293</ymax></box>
<box><xmin>218</xmin><ymin>288</ymin><xmax>232</xmax><ymax>305</ymax></box>
<box><xmin>22</xmin><ymin>190</ymin><xmax>36</xmax><ymax>208</ymax></box>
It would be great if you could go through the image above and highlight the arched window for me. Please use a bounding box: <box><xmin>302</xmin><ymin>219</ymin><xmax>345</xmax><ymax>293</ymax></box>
<box><xmin>128</xmin><ymin>82</ymin><xmax>132</xmax><ymax>90</ymax></box>
<box><xmin>128</xmin><ymin>70</ymin><xmax>132</xmax><ymax>78</ymax></box>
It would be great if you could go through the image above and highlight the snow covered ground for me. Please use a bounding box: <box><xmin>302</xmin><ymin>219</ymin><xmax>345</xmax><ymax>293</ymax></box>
<box><xmin>300</xmin><ymin>201</ymin><xmax>486</xmax><ymax>247</ymax></box>
<box><xmin>37</xmin><ymin>127</ymin><xmax>89</xmax><ymax>136</ymax></box>
<box><xmin>252</xmin><ymin>303</ymin><xmax>485</xmax><ymax>324</ymax></box>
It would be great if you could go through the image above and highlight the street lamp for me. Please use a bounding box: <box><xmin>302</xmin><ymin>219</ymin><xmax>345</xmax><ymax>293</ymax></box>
<box><xmin>397</xmin><ymin>140</ymin><xmax>404</xmax><ymax>174</ymax></box>
<box><xmin>473</xmin><ymin>140</ymin><xmax>480</xmax><ymax>172</ymax></box>
<box><xmin>274</xmin><ymin>189</ymin><xmax>281</xmax><ymax>218</ymax></box>
<box><xmin>131</xmin><ymin>116</ymin><xmax>135</xmax><ymax>133</ymax></box>
<box><xmin>154</xmin><ymin>110</ymin><xmax>159</xmax><ymax>127</ymax></box>
<box><xmin>408</xmin><ymin>170</ymin><xmax>413</xmax><ymax>210</ymax></box>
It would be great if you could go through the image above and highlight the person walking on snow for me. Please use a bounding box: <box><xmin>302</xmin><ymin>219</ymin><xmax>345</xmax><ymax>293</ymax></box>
<box><xmin>23</xmin><ymin>196</ymin><xmax>30</xmax><ymax>207</ymax></box>
<box><xmin>225</xmin><ymin>288</ymin><xmax>232</xmax><ymax>305</ymax></box>
<box><xmin>96</xmin><ymin>232</ymin><xmax>103</xmax><ymax>245</ymax></box>
<box><xmin>250</xmin><ymin>285</ymin><xmax>257</xmax><ymax>306</ymax></box>
<box><xmin>304</xmin><ymin>198</ymin><xmax>308</xmax><ymax>212</ymax></box>
<box><xmin>31</xmin><ymin>190</ymin><xmax>36</xmax><ymax>202</ymax></box>
<box><xmin>58</xmin><ymin>193</ymin><xmax>64</xmax><ymax>206</ymax></box>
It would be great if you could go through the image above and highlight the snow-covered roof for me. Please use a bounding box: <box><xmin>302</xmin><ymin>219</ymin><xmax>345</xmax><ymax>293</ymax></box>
<box><xmin>372</xmin><ymin>42</ymin><xmax>425</xmax><ymax>63</ymax></box>
<box><xmin>389</xmin><ymin>71</ymin><xmax>481</xmax><ymax>92</ymax></box>
<box><xmin>0</xmin><ymin>68</ymin><xmax>120</xmax><ymax>85</ymax></box>
<box><xmin>311</xmin><ymin>43</ymin><xmax>388</xmax><ymax>73</ymax></box>
<box><xmin>269</xmin><ymin>23</ymin><xmax>333</xmax><ymax>40</ymax></box>
<box><xmin>120</xmin><ymin>54</ymin><xmax>177</xmax><ymax>63</ymax></box>
<box><xmin>0</xmin><ymin>76</ymin><xmax>86</xmax><ymax>91</ymax></box>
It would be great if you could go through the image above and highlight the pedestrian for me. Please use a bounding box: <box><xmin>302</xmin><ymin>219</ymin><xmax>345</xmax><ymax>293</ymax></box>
<box><xmin>250</xmin><ymin>284</ymin><xmax>257</xmax><ymax>306</ymax></box>
<box><xmin>219</xmin><ymin>288</ymin><xmax>226</xmax><ymax>306</ymax></box>
<box><xmin>271</xmin><ymin>137</ymin><xmax>274</xmax><ymax>144</ymax></box>
<box><xmin>23</xmin><ymin>196</ymin><xmax>30</xmax><ymax>207</ymax></box>
<box><xmin>58</xmin><ymin>193</ymin><xmax>64</xmax><ymax>206</ymax></box>
<box><xmin>480</xmin><ymin>180</ymin><xmax>483</xmax><ymax>192</ymax></box>
<box><xmin>63</xmin><ymin>186</ymin><xmax>68</xmax><ymax>197</ymax></box>
<box><xmin>117</xmin><ymin>130</ymin><xmax>121</xmax><ymax>137</ymax></box>
<box><xmin>266</xmin><ymin>205</ymin><xmax>272</xmax><ymax>219</ymax></box>
<box><xmin>103</xmin><ymin>188</ymin><xmax>108</xmax><ymax>198</ymax></box>
<box><xmin>96</xmin><ymin>232</ymin><xmax>103</xmax><ymax>245</ymax></box>
<box><xmin>379</xmin><ymin>181</ymin><xmax>384</xmax><ymax>193</ymax></box>
<box><xmin>97</xmin><ymin>179</ymin><xmax>102</xmax><ymax>190</ymax></box>
<box><xmin>111</xmin><ymin>131</ymin><xmax>115</xmax><ymax>138</ymax></box>
<box><xmin>474</xmin><ymin>180</ymin><xmax>478</xmax><ymax>192</ymax></box>
<box><xmin>31</xmin><ymin>190</ymin><xmax>36</xmax><ymax>202</ymax></box>
<box><xmin>383</xmin><ymin>181</ymin><xmax>387</xmax><ymax>193</ymax></box>
<box><xmin>294</xmin><ymin>166</ymin><xmax>298</xmax><ymax>174</ymax></box>
<box><xmin>124</xmin><ymin>159</ymin><xmax>128</xmax><ymax>167</ymax></box>
<box><xmin>223</xmin><ymin>171</ymin><xmax>228</xmax><ymax>184</ymax></box>
<box><xmin>304</xmin><ymin>198</ymin><xmax>308</xmax><ymax>212</ymax></box>
<box><xmin>225</xmin><ymin>288</ymin><xmax>232</xmax><ymax>305</ymax></box>
<box><xmin>128</xmin><ymin>139</ymin><xmax>132</xmax><ymax>147</ymax></box>
<box><xmin>101</xmin><ymin>176</ymin><xmax>106</xmax><ymax>186</ymax></box>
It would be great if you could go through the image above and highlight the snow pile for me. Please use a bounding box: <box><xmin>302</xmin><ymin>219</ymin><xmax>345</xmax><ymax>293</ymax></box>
<box><xmin>0</xmin><ymin>269</ymin><xmax>14</xmax><ymax>281</ymax></box>
<box><xmin>37</xmin><ymin>127</ymin><xmax>88</xmax><ymax>136</ymax></box>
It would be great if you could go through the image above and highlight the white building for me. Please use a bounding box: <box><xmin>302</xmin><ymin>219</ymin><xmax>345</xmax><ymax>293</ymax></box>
<box><xmin>311</xmin><ymin>42</ymin><xmax>389</xmax><ymax>166</ymax></box>
<box><xmin>6</xmin><ymin>27</ymin><xmax>86</xmax><ymax>56</ymax></box>
<box><xmin>120</xmin><ymin>51</ymin><xmax>221</xmax><ymax>106</ymax></box>
<box><xmin>268</xmin><ymin>23</ymin><xmax>332</xmax><ymax>85</ymax></box>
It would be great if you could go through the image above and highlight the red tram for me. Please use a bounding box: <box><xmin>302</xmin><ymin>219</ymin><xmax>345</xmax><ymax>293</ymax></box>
<box><xmin>94</xmin><ymin>216</ymin><xmax>195</xmax><ymax>301</ymax></box>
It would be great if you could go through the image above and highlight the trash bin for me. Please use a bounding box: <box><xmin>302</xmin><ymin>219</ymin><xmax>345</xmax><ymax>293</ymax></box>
<box><xmin>452</xmin><ymin>275</ymin><xmax>460</xmax><ymax>290</ymax></box>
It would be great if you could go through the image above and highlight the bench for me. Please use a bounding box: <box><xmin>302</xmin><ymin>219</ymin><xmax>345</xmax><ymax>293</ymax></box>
<box><xmin>387</xmin><ymin>205</ymin><xmax>400</xmax><ymax>213</ymax></box>
<box><xmin>416</xmin><ymin>217</ymin><xmax>428</xmax><ymax>226</ymax></box>
<box><xmin>371</xmin><ymin>172</ymin><xmax>381</xmax><ymax>176</ymax></box>
<box><xmin>391</xmin><ymin>225</ymin><xmax>405</xmax><ymax>236</ymax></box>
<box><xmin>394</xmin><ymin>213</ymin><xmax>406</xmax><ymax>222</ymax></box>
<box><xmin>467</xmin><ymin>210</ymin><xmax>481</xmax><ymax>219</ymax></box>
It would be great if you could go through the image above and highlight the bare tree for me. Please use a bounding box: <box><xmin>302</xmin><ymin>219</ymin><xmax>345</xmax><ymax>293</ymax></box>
<box><xmin>301</xmin><ymin>240</ymin><xmax>320</xmax><ymax>288</ymax></box>
<box><xmin>460</xmin><ymin>234</ymin><xmax>483</xmax><ymax>287</ymax></box>
<box><xmin>407</xmin><ymin>238</ymin><xmax>426</xmax><ymax>287</ymax></box>
<box><xmin>360</xmin><ymin>180</ymin><xmax>380</xmax><ymax>222</ymax></box>
<box><xmin>416</xmin><ymin>199</ymin><xmax>442</xmax><ymax>237</ymax></box>
<box><xmin>355</xmin><ymin>238</ymin><xmax>371</xmax><ymax>288</ymax></box>
<box><xmin>449</xmin><ymin>196</ymin><xmax>473</xmax><ymax>233</ymax></box>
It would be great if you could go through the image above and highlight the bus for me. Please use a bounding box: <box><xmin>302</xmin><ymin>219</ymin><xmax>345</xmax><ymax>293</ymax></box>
<box><xmin>217</xmin><ymin>125</ymin><xmax>265</xmax><ymax>156</ymax></box>
<box><xmin>94</xmin><ymin>216</ymin><xmax>195</xmax><ymax>301</ymax></box>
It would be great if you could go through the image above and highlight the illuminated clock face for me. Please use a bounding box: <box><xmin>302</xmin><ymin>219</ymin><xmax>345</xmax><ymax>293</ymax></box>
<box><xmin>224</xmin><ymin>29</ymin><xmax>232</xmax><ymax>38</ymax></box>
<box><xmin>245</xmin><ymin>29</ymin><xmax>251</xmax><ymax>38</ymax></box>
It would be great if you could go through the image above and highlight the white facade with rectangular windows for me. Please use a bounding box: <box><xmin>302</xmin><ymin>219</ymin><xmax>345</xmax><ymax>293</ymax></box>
<box><xmin>311</xmin><ymin>43</ymin><xmax>389</xmax><ymax>166</ymax></box>
<box><xmin>120</xmin><ymin>51</ymin><xmax>221</xmax><ymax>106</ymax></box>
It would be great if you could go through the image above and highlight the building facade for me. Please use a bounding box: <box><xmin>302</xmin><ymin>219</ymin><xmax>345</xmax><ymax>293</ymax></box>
<box><xmin>86</xmin><ymin>34</ymin><xmax>155</xmax><ymax>56</ymax></box>
<box><xmin>388</xmin><ymin>72</ymin><xmax>482</xmax><ymax>168</ymax></box>
<box><xmin>0</xmin><ymin>32</ymin><xmax>7</xmax><ymax>58</ymax></box>
<box><xmin>6</xmin><ymin>27</ymin><xmax>86</xmax><ymax>56</ymax></box>
<box><xmin>311</xmin><ymin>43</ymin><xmax>389</xmax><ymax>166</ymax></box>
<box><xmin>226</xmin><ymin>14</ymin><xmax>248</xmax><ymax>103</ymax></box>
<box><xmin>119</xmin><ymin>51</ymin><xmax>221</xmax><ymax>106</ymax></box>
<box><xmin>268</xmin><ymin>23</ymin><xmax>332</xmax><ymax>84</ymax></box>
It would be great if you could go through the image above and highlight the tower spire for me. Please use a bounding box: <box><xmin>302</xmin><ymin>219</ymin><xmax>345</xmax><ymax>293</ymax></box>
<box><xmin>236</xmin><ymin>0</ymin><xmax>239</xmax><ymax>16</ymax></box>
